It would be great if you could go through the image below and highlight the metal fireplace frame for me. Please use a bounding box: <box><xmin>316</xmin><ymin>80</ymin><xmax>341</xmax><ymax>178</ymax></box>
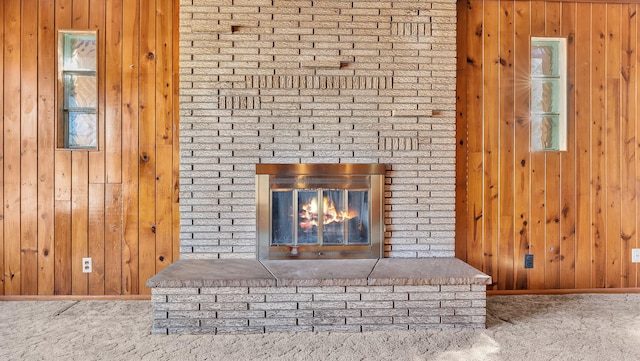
<box><xmin>256</xmin><ymin>163</ymin><xmax>385</xmax><ymax>260</ymax></box>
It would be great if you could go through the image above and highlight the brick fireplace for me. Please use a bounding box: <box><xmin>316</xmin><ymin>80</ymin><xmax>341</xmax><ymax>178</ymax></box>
<box><xmin>147</xmin><ymin>0</ymin><xmax>491</xmax><ymax>334</ymax></box>
<box><xmin>179</xmin><ymin>0</ymin><xmax>459</xmax><ymax>259</ymax></box>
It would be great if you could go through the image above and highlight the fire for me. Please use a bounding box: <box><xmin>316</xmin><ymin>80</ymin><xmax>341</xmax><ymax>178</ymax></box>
<box><xmin>299</xmin><ymin>195</ymin><xmax>355</xmax><ymax>230</ymax></box>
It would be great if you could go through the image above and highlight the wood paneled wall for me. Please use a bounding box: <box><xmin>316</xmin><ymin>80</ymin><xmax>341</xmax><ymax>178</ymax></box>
<box><xmin>457</xmin><ymin>0</ymin><xmax>640</xmax><ymax>290</ymax></box>
<box><xmin>1</xmin><ymin>0</ymin><xmax>180</xmax><ymax>296</ymax></box>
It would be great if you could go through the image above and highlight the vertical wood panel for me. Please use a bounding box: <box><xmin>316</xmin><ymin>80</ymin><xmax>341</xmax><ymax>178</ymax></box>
<box><xmin>559</xmin><ymin>1</ymin><xmax>577</xmax><ymax>290</ymax></box>
<box><xmin>483</xmin><ymin>0</ymin><xmax>500</xmax><ymax>288</ymax></box>
<box><xmin>106</xmin><ymin>0</ymin><xmax>123</xmax><ymax>184</ymax></box>
<box><xmin>466</xmin><ymin>0</ymin><xmax>485</xmax><ymax>272</ymax></box>
<box><xmin>105</xmin><ymin>184</ymin><xmax>122</xmax><ymax>294</ymax></box>
<box><xmin>122</xmin><ymin>0</ymin><xmax>141</xmax><ymax>295</ymax></box>
<box><xmin>105</xmin><ymin>0</ymin><xmax>124</xmax><ymax>294</ymax></box>
<box><xmin>37</xmin><ymin>0</ymin><xmax>56</xmax><ymax>296</ymax></box>
<box><xmin>70</xmin><ymin>153</ymin><xmax>89</xmax><ymax>295</ymax></box>
<box><xmin>591</xmin><ymin>3</ymin><xmax>607</xmax><ymax>288</ymax></box>
<box><xmin>69</xmin><ymin>0</ymin><xmax>91</xmax><ymax>296</ymax></box>
<box><xmin>513</xmin><ymin>0</ymin><xmax>531</xmax><ymax>290</ymax></box>
<box><xmin>21</xmin><ymin>0</ymin><xmax>40</xmax><ymax>295</ymax></box>
<box><xmin>498</xmin><ymin>0</ymin><xmax>515</xmax><ymax>290</ymax></box>
<box><xmin>172</xmin><ymin>0</ymin><xmax>181</xmax><ymax>263</ymax></box>
<box><xmin>88</xmin><ymin>184</ymin><xmax>105</xmax><ymax>295</ymax></box>
<box><xmin>528</xmin><ymin>0</ymin><xmax>546</xmax><ymax>290</ymax></box>
<box><xmin>605</xmin><ymin>4</ymin><xmax>622</xmax><ymax>288</ymax></box>
<box><xmin>54</xmin><ymin>0</ymin><xmax>73</xmax><ymax>296</ymax></box>
<box><xmin>89</xmin><ymin>0</ymin><xmax>106</xmax><ymax>184</ymax></box>
<box><xmin>138</xmin><ymin>0</ymin><xmax>158</xmax><ymax>295</ymax></box>
<box><xmin>620</xmin><ymin>4</ymin><xmax>637</xmax><ymax>289</ymax></box>
<box><xmin>455</xmin><ymin>0</ymin><xmax>469</xmax><ymax>262</ymax></box>
<box><xmin>574</xmin><ymin>2</ymin><xmax>592</xmax><ymax>289</ymax></box>
<box><xmin>4</xmin><ymin>0</ymin><xmax>23</xmax><ymax>295</ymax></box>
<box><xmin>87</xmin><ymin>0</ymin><xmax>107</xmax><ymax>296</ymax></box>
<box><xmin>0</xmin><ymin>0</ymin><xmax>5</xmax><ymax>295</ymax></box>
<box><xmin>543</xmin><ymin>1</ymin><xmax>561</xmax><ymax>290</ymax></box>
<box><xmin>155</xmin><ymin>0</ymin><xmax>174</xmax><ymax>274</ymax></box>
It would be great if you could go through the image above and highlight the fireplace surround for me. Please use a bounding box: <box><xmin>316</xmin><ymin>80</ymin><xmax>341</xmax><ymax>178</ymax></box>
<box><xmin>256</xmin><ymin>164</ymin><xmax>385</xmax><ymax>260</ymax></box>
<box><xmin>146</xmin><ymin>0</ymin><xmax>491</xmax><ymax>335</ymax></box>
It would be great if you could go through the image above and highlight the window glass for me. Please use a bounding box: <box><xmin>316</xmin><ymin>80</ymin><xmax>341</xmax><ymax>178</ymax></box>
<box><xmin>59</xmin><ymin>31</ymin><xmax>97</xmax><ymax>149</ymax></box>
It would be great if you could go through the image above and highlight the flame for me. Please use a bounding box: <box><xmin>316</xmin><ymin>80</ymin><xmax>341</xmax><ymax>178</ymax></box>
<box><xmin>299</xmin><ymin>195</ymin><xmax>355</xmax><ymax>230</ymax></box>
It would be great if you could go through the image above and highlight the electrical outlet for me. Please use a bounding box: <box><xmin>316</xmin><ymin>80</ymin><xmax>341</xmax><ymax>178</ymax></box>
<box><xmin>524</xmin><ymin>254</ymin><xmax>534</xmax><ymax>269</ymax></box>
<box><xmin>632</xmin><ymin>249</ymin><xmax>640</xmax><ymax>263</ymax></box>
<box><xmin>82</xmin><ymin>258</ymin><xmax>92</xmax><ymax>273</ymax></box>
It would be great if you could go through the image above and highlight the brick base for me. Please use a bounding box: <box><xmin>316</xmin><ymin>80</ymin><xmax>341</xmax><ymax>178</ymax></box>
<box><xmin>147</xmin><ymin>259</ymin><xmax>490</xmax><ymax>334</ymax></box>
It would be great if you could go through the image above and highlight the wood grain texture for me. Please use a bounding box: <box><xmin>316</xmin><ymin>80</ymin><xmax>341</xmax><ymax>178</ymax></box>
<box><xmin>458</xmin><ymin>0</ymin><xmax>640</xmax><ymax>291</ymax></box>
<box><xmin>0</xmin><ymin>0</ymin><xmax>5</xmax><ymax>295</ymax></box>
<box><xmin>37</xmin><ymin>0</ymin><xmax>57</xmax><ymax>296</ymax></box>
<box><xmin>1</xmin><ymin>0</ymin><xmax>179</xmax><ymax>296</ymax></box>
<box><xmin>21</xmin><ymin>0</ymin><xmax>40</xmax><ymax>295</ymax></box>
<box><xmin>559</xmin><ymin>1</ymin><xmax>577</xmax><ymax>290</ymax></box>
<box><xmin>4</xmin><ymin>0</ymin><xmax>22</xmax><ymax>295</ymax></box>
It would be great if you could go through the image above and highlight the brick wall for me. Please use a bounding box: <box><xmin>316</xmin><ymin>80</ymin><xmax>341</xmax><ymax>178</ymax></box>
<box><xmin>179</xmin><ymin>0</ymin><xmax>458</xmax><ymax>259</ymax></box>
<box><xmin>151</xmin><ymin>284</ymin><xmax>487</xmax><ymax>334</ymax></box>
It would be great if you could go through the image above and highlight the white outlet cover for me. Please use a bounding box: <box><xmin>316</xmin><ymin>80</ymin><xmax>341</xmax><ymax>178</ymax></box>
<box><xmin>82</xmin><ymin>257</ymin><xmax>93</xmax><ymax>273</ymax></box>
<box><xmin>632</xmin><ymin>249</ymin><xmax>640</xmax><ymax>263</ymax></box>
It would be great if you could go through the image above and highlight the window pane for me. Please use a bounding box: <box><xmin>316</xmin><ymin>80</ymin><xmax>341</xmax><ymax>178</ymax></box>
<box><xmin>68</xmin><ymin>112</ymin><xmax>97</xmax><ymax>148</ymax></box>
<box><xmin>64</xmin><ymin>74</ymin><xmax>97</xmax><ymax>108</ymax></box>
<box><xmin>63</xmin><ymin>33</ymin><xmax>97</xmax><ymax>71</ymax></box>
<box><xmin>531</xmin><ymin>79</ymin><xmax>559</xmax><ymax>114</ymax></box>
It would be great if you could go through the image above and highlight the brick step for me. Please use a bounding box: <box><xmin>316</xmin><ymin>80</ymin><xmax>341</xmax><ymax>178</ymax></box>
<box><xmin>147</xmin><ymin>258</ymin><xmax>490</xmax><ymax>334</ymax></box>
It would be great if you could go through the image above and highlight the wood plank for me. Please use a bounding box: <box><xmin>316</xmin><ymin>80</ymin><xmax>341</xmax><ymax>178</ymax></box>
<box><xmin>36</xmin><ymin>0</ymin><xmax>56</xmax><ymax>296</ymax></box>
<box><xmin>71</xmin><ymin>152</ymin><xmax>89</xmax><ymax>295</ymax></box>
<box><xmin>105</xmin><ymin>184</ymin><xmax>123</xmax><ymax>294</ymax></box>
<box><xmin>4</xmin><ymin>0</ymin><xmax>22</xmax><ymax>295</ymax></box>
<box><xmin>156</xmin><ymin>145</ymin><xmax>173</xmax><ymax>273</ymax></box>
<box><xmin>20</xmin><ymin>0</ymin><xmax>40</xmax><ymax>295</ymax></box>
<box><xmin>498</xmin><ymin>0</ymin><xmax>516</xmax><ymax>290</ymax></box>
<box><xmin>122</xmin><ymin>0</ymin><xmax>141</xmax><ymax>295</ymax></box>
<box><xmin>635</xmin><ymin>3</ymin><xmax>640</xmax><ymax>288</ymax></box>
<box><xmin>620</xmin><ymin>3</ymin><xmax>637</xmax><ymax>288</ymax></box>
<box><xmin>88</xmin><ymin>184</ymin><xmax>105</xmax><ymax>295</ymax></box>
<box><xmin>455</xmin><ymin>0</ymin><xmax>469</xmax><ymax>262</ymax></box>
<box><xmin>543</xmin><ymin>1</ymin><xmax>562</xmax><ymax>290</ymax></box>
<box><xmin>72</xmin><ymin>0</ymin><xmax>89</xmax><ymax>29</ymax></box>
<box><xmin>172</xmin><ymin>0</ymin><xmax>181</xmax><ymax>263</ymax></box>
<box><xmin>54</xmin><ymin>201</ymin><xmax>72</xmax><ymax>295</ymax></box>
<box><xmin>513</xmin><ymin>0</ymin><xmax>531</xmax><ymax>290</ymax></box>
<box><xmin>54</xmin><ymin>0</ymin><xmax>73</xmax><ymax>296</ymax></box>
<box><xmin>106</xmin><ymin>0</ymin><xmax>123</xmax><ymax>184</ymax></box>
<box><xmin>465</xmin><ymin>0</ymin><xmax>485</xmax><ymax>274</ymax></box>
<box><xmin>89</xmin><ymin>0</ymin><xmax>106</xmax><ymax>184</ymax></box>
<box><xmin>156</xmin><ymin>0</ymin><xmax>173</xmax><ymax>147</ymax></box>
<box><xmin>138</xmin><ymin>0</ymin><xmax>158</xmax><ymax>295</ymax></box>
<box><xmin>605</xmin><ymin>4</ymin><xmax>622</xmax><ymax>288</ymax></box>
<box><xmin>528</xmin><ymin>0</ymin><xmax>547</xmax><ymax>290</ymax></box>
<box><xmin>574</xmin><ymin>2</ymin><xmax>593</xmax><ymax>289</ymax></box>
<box><xmin>155</xmin><ymin>0</ymin><xmax>175</xmax><ymax>273</ymax></box>
<box><xmin>591</xmin><ymin>3</ymin><xmax>607</xmax><ymax>288</ymax></box>
<box><xmin>482</xmin><ymin>0</ymin><xmax>500</xmax><ymax>290</ymax></box>
<box><xmin>559</xmin><ymin>1</ymin><xmax>577</xmax><ymax>289</ymax></box>
<box><xmin>0</xmin><ymin>0</ymin><xmax>5</xmax><ymax>295</ymax></box>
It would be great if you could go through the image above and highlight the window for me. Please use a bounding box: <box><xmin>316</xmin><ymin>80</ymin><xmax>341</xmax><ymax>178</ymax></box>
<box><xmin>530</xmin><ymin>37</ymin><xmax>567</xmax><ymax>151</ymax></box>
<box><xmin>58</xmin><ymin>31</ymin><xmax>98</xmax><ymax>149</ymax></box>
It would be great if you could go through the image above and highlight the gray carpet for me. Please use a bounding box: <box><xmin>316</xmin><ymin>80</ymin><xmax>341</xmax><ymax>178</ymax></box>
<box><xmin>1</xmin><ymin>294</ymin><xmax>639</xmax><ymax>360</ymax></box>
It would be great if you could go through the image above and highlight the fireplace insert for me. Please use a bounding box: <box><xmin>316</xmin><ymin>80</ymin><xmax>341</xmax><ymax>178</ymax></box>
<box><xmin>256</xmin><ymin>164</ymin><xmax>385</xmax><ymax>260</ymax></box>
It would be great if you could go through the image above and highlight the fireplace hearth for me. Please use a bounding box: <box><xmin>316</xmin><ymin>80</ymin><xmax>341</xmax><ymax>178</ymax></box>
<box><xmin>256</xmin><ymin>164</ymin><xmax>385</xmax><ymax>260</ymax></box>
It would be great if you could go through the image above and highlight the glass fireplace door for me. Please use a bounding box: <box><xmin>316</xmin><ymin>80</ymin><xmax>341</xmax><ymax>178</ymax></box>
<box><xmin>256</xmin><ymin>163</ymin><xmax>384</xmax><ymax>260</ymax></box>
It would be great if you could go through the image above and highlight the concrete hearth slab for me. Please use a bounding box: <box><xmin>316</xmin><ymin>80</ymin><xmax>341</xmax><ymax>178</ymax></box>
<box><xmin>146</xmin><ymin>259</ymin><xmax>276</xmax><ymax>288</ymax></box>
<box><xmin>261</xmin><ymin>259</ymin><xmax>377</xmax><ymax>287</ymax></box>
<box><xmin>368</xmin><ymin>258</ymin><xmax>491</xmax><ymax>286</ymax></box>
